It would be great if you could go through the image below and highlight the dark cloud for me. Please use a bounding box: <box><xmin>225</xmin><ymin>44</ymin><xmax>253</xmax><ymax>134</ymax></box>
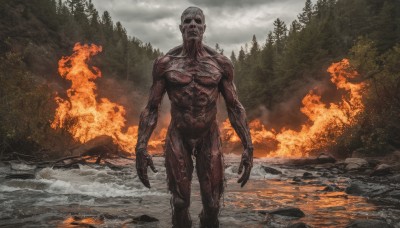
<box><xmin>91</xmin><ymin>0</ymin><xmax>310</xmax><ymax>55</ymax></box>
<box><xmin>105</xmin><ymin>5</ymin><xmax>176</xmax><ymax>22</ymax></box>
<box><xmin>187</xmin><ymin>0</ymin><xmax>279</xmax><ymax>8</ymax></box>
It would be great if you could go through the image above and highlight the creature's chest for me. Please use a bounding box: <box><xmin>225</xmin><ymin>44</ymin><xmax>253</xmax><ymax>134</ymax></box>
<box><xmin>165</xmin><ymin>59</ymin><xmax>222</xmax><ymax>87</ymax></box>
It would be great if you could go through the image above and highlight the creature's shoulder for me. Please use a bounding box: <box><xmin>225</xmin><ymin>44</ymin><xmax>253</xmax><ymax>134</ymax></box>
<box><xmin>166</xmin><ymin>45</ymin><xmax>183</xmax><ymax>57</ymax></box>
<box><xmin>153</xmin><ymin>54</ymin><xmax>172</xmax><ymax>77</ymax></box>
<box><xmin>204</xmin><ymin>45</ymin><xmax>234</xmax><ymax>80</ymax></box>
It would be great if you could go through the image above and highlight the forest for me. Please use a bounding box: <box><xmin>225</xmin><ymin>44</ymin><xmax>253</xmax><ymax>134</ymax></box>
<box><xmin>0</xmin><ymin>0</ymin><xmax>399</xmax><ymax>159</ymax></box>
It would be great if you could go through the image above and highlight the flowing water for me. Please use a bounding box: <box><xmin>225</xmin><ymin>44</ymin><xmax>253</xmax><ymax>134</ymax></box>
<box><xmin>0</xmin><ymin>155</ymin><xmax>398</xmax><ymax>227</ymax></box>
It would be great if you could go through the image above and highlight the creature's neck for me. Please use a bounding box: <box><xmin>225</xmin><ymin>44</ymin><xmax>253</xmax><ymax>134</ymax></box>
<box><xmin>182</xmin><ymin>39</ymin><xmax>205</xmax><ymax>59</ymax></box>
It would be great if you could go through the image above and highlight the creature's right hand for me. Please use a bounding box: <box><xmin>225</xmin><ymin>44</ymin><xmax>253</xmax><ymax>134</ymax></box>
<box><xmin>136</xmin><ymin>148</ymin><xmax>158</xmax><ymax>188</ymax></box>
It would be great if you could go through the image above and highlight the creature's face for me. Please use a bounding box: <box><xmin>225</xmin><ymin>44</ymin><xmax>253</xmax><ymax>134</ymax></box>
<box><xmin>179</xmin><ymin>10</ymin><xmax>206</xmax><ymax>42</ymax></box>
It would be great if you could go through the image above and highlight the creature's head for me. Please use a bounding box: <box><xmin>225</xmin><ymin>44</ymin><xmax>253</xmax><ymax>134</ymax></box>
<box><xmin>179</xmin><ymin>7</ymin><xmax>206</xmax><ymax>43</ymax></box>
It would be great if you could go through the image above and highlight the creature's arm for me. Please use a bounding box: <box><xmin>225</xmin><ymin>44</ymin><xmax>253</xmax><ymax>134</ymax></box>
<box><xmin>218</xmin><ymin>56</ymin><xmax>253</xmax><ymax>187</ymax></box>
<box><xmin>135</xmin><ymin>57</ymin><xmax>167</xmax><ymax>188</ymax></box>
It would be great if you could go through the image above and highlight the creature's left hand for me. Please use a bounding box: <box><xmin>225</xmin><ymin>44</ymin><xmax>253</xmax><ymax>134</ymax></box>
<box><xmin>237</xmin><ymin>147</ymin><xmax>253</xmax><ymax>187</ymax></box>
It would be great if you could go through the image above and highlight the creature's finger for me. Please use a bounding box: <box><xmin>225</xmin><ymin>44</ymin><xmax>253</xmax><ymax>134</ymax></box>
<box><xmin>137</xmin><ymin>167</ymin><xmax>151</xmax><ymax>188</ymax></box>
<box><xmin>237</xmin><ymin>166</ymin><xmax>246</xmax><ymax>183</ymax></box>
<box><xmin>240</xmin><ymin>166</ymin><xmax>251</xmax><ymax>187</ymax></box>
<box><xmin>238</xmin><ymin>159</ymin><xmax>244</xmax><ymax>174</ymax></box>
<box><xmin>148</xmin><ymin>157</ymin><xmax>158</xmax><ymax>173</ymax></box>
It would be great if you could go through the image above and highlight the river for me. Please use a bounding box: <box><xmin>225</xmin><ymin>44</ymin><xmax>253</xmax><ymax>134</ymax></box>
<box><xmin>1</xmin><ymin>155</ymin><xmax>399</xmax><ymax>227</ymax></box>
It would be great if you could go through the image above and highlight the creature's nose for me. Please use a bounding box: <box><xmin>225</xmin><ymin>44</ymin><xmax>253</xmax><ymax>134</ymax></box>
<box><xmin>189</xmin><ymin>20</ymin><xmax>196</xmax><ymax>28</ymax></box>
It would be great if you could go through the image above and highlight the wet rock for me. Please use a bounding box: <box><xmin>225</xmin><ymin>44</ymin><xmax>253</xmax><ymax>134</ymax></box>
<box><xmin>123</xmin><ymin>215</ymin><xmax>159</xmax><ymax>225</ymax></box>
<box><xmin>293</xmin><ymin>176</ymin><xmax>302</xmax><ymax>182</ymax></box>
<box><xmin>268</xmin><ymin>207</ymin><xmax>305</xmax><ymax>218</ymax></box>
<box><xmin>322</xmin><ymin>184</ymin><xmax>342</xmax><ymax>192</ymax></box>
<box><xmin>316</xmin><ymin>153</ymin><xmax>336</xmax><ymax>163</ymax></box>
<box><xmin>370</xmin><ymin>164</ymin><xmax>392</xmax><ymax>176</ymax></box>
<box><xmin>382</xmin><ymin>150</ymin><xmax>400</xmax><ymax>164</ymax></box>
<box><xmin>314</xmin><ymin>163</ymin><xmax>335</xmax><ymax>170</ymax></box>
<box><xmin>131</xmin><ymin>215</ymin><xmax>159</xmax><ymax>223</ymax></box>
<box><xmin>344</xmin><ymin>158</ymin><xmax>368</xmax><ymax>171</ymax></box>
<box><xmin>302</xmin><ymin>172</ymin><xmax>315</xmax><ymax>179</ymax></box>
<box><xmin>70</xmin><ymin>135</ymin><xmax>118</xmax><ymax>157</ymax></box>
<box><xmin>287</xmin><ymin>222</ymin><xmax>311</xmax><ymax>228</ymax></box>
<box><xmin>345</xmin><ymin>219</ymin><xmax>394</xmax><ymax>228</ymax></box>
<box><xmin>286</xmin><ymin>154</ymin><xmax>336</xmax><ymax>166</ymax></box>
<box><xmin>321</xmin><ymin>172</ymin><xmax>335</xmax><ymax>178</ymax></box>
<box><xmin>366</xmin><ymin>159</ymin><xmax>381</xmax><ymax>168</ymax></box>
<box><xmin>345</xmin><ymin>180</ymin><xmax>392</xmax><ymax>197</ymax></box>
<box><xmin>5</xmin><ymin>173</ymin><xmax>35</xmax><ymax>179</ymax></box>
<box><xmin>262</xmin><ymin>166</ymin><xmax>282</xmax><ymax>175</ymax></box>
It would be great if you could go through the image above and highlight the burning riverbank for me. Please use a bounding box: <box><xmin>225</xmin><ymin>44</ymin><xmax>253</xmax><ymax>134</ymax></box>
<box><xmin>50</xmin><ymin>43</ymin><xmax>366</xmax><ymax>159</ymax></box>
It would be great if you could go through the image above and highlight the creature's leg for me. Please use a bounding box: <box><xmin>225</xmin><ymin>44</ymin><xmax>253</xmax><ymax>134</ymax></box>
<box><xmin>165</xmin><ymin>126</ymin><xmax>194</xmax><ymax>228</ymax></box>
<box><xmin>196</xmin><ymin>123</ymin><xmax>224</xmax><ymax>228</ymax></box>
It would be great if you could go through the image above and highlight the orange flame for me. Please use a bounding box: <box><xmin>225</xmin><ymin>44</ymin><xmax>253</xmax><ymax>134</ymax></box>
<box><xmin>51</xmin><ymin>43</ymin><xmax>165</xmax><ymax>153</ymax></box>
<box><xmin>52</xmin><ymin>45</ymin><xmax>364</xmax><ymax>158</ymax></box>
<box><xmin>222</xmin><ymin>59</ymin><xmax>365</xmax><ymax>157</ymax></box>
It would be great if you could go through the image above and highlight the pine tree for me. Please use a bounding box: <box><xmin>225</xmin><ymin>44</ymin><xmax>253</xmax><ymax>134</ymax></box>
<box><xmin>298</xmin><ymin>0</ymin><xmax>313</xmax><ymax>26</ymax></box>
<box><xmin>273</xmin><ymin>18</ymin><xmax>287</xmax><ymax>55</ymax></box>
<box><xmin>230</xmin><ymin>51</ymin><xmax>237</xmax><ymax>65</ymax></box>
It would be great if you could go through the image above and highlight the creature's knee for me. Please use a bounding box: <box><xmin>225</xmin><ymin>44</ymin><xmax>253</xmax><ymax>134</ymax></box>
<box><xmin>172</xmin><ymin>196</ymin><xmax>190</xmax><ymax>210</ymax></box>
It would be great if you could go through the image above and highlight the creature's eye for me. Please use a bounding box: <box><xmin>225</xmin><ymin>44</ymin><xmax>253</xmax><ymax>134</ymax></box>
<box><xmin>195</xmin><ymin>19</ymin><xmax>202</xmax><ymax>24</ymax></box>
<box><xmin>184</xmin><ymin>19</ymin><xmax>191</xmax><ymax>23</ymax></box>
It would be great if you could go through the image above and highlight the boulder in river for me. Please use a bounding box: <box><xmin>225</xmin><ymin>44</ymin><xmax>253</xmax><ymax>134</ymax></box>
<box><xmin>268</xmin><ymin>207</ymin><xmax>305</xmax><ymax>218</ymax></box>
<box><xmin>370</xmin><ymin>164</ymin><xmax>392</xmax><ymax>176</ymax></box>
<box><xmin>302</xmin><ymin>172</ymin><xmax>315</xmax><ymax>179</ymax></box>
<box><xmin>345</xmin><ymin>219</ymin><xmax>394</xmax><ymax>228</ymax></box>
<box><xmin>123</xmin><ymin>215</ymin><xmax>159</xmax><ymax>225</ymax></box>
<box><xmin>344</xmin><ymin>158</ymin><xmax>368</xmax><ymax>171</ymax></box>
<box><xmin>262</xmin><ymin>166</ymin><xmax>282</xmax><ymax>175</ymax></box>
<box><xmin>345</xmin><ymin>180</ymin><xmax>392</xmax><ymax>197</ymax></box>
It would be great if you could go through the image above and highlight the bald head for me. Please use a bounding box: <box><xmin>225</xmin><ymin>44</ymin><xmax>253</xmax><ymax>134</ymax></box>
<box><xmin>181</xmin><ymin>7</ymin><xmax>205</xmax><ymax>24</ymax></box>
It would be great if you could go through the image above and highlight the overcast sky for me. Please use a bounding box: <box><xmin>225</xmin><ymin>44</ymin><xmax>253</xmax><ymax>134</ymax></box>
<box><xmin>91</xmin><ymin>0</ymin><xmax>311</xmax><ymax>56</ymax></box>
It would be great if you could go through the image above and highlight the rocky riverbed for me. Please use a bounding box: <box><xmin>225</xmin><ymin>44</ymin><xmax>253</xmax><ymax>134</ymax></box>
<box><xmin>1</xmin><ymin>154</ymin><xmax>399</xmax><ymax>227</ymax></box>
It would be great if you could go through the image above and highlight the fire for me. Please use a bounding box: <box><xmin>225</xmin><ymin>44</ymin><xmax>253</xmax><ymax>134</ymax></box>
<box><xmin>51</xmin><ymin>43</ymin><xmax>165</xmax><ymax>153</ymax></box>
<box><xmin>222</xmin><ymin>59</ymin><xmax>365</xmax><ymax>157</ymax></box>
<box><xmin>52</xmin><ymin>44</ymin><xmax>364</xmax><ymax>158</ymax></box>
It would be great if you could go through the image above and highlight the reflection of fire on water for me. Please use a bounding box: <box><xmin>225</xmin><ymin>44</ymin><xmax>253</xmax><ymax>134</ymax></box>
<box><xmin>52</xmin><ymin>43</ymin><xmax>365</xmax><ymax>157</ymax></box>
<box><xmin>61</xmin><ymin>216</ymin><xmax>103</xmax><ymax>227</ymax></box>
<box><xmin>222</xmin><ymin>59</ymin><xmax>365</xmax><ymax>157</ymax></box>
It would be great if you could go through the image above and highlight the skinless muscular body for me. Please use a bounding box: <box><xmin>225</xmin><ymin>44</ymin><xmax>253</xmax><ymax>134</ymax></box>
<box><xmin>135</xmin><ymin>7</ymin><xmax>253</xmax><ymax>228</ymax></box>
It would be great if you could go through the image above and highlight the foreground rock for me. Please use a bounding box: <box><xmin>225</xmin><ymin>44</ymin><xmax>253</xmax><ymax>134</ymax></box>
<box><xmin>344</xmin><ymin>158</ymin><xmax>368</xmax><ymax>171</ymax></box>
<box><xmin>69</xmin><ymin>135</ymin><xmax>118</xmax><ymax>157</ymax></box>
<box><xmin>123</xmin><ymin>215</ymin><xmax>159</xmax><ymax>225</ymax></box>
<box><xmin>262</xmin><ymin>166</ymin><xmax>282</xmax><ymax>175</ymax></box>
<box><xmin>286</xmin><ymin>154</ymin><xmax>336</xmax><ymax>166</ymax></box>
<box><xmin>345</xmin><ymin>219</ymin><xmax>394</xmax><ymax>228</ymax></box>
<box><xmin>268</xmin><ymin>207</ymin><xmax>305</xmax><ymax>218</ymax></box>
<box><xmin>370</xmin><ymin>164</ymin><xmax>393</xmax><ymax>176</ymax></box>
<box><xmin>287</xmin><ymin>222</ymin><xmax>311</xmax><ymax>228</ymax></box>
<box><xmin>345</xmin><ymin>180</ymin><xmax>392</xmax><ymax>197</ymax></box>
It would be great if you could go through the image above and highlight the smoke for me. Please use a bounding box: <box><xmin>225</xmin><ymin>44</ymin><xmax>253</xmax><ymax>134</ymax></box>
<box><xmin>255</xmin><ymin>76</ymin><xmax>342</xmax><ymax>131</ymax></box>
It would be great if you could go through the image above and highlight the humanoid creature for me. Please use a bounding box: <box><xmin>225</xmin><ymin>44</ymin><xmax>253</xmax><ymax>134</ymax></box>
<box><xmin>135</xmin><ymin>6</ymin><xmax>253</xmax><ymax>228</ymax></box>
